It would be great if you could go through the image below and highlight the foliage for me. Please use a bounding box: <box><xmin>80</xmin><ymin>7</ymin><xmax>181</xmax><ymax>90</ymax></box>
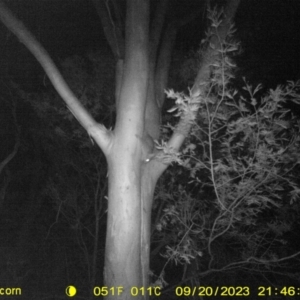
<box><xmin>17</xmin><ymin>51</ymin><xmax>115</xmax><ymax>291</ymax></box>
<box><xmin>153</xmin><ymin>9</ymin><xmax>300</xmax><ymax>286</ymax></box>
<box><xmin>25</xmin><ymin>50</ymin><xmax>113</xmax><ymax>218</ymax></box>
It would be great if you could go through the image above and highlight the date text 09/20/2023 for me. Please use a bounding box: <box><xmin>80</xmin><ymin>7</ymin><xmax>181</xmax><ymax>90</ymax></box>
<box><xmin>92</xmin><ymin>286</ymin><xmax>300</xmax><ymax>297</ymax></box>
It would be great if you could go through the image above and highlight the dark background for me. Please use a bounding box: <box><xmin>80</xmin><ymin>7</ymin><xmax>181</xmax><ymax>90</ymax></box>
<box><xmin>0</xmin><ymin>0</ymin><xmax>300</xmax><ymax>89</ymax></box>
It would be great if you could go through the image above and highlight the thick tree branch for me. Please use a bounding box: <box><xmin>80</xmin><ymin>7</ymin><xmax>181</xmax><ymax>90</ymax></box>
<box><xmin>0</xmin><ymin>2</ymin><xmax>112</xmax><ymax>156</ymax></box>
<box><xmin>191</xmin><ymin>0</ymin><xmax>240</xmax><ymax>96</ymax></box>
<box><xmin>92</xmin><ymin>0</ymin><xmax>124</xmax><ymax>59</ymax></box>
<box><xmin>114</xmin><ymin>0</ymin><xmax>149</xmax><ymax>138</ymax></box>
<box><xmin>152</xmin><ymin>0</ymin><xmax>240</xmax><ymax>179</ymax></box>
<box><xmin>154</xmin><ymin>6</ymin><xmax>203</xmax><ymax>109</ymax></box>
<box><xmin>149</xmin><ymin>0</ymin><xmax>168</xmax><ymax>65</ymax></box>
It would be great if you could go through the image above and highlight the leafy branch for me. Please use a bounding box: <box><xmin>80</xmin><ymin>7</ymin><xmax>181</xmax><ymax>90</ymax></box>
<box><xmin>153</xmin><ymin>7</ymin><xmax>300</xmax><ymax>285</ymax></box>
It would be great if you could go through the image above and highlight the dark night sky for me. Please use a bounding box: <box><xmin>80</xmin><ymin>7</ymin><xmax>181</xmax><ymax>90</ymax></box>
<box><xmin>0</xmin><ymin>0</ymin><xmax>299</xmax><ymax>90</ymax></box>
<box><xmin>1</xmin><ymin>0</ymin><xmax>300</xmax><ymax>154</ymax></box>
<box><xmin>235</xmin><ymin>0</ymin><xmax>300</xmax><ymax>86</ymax></box>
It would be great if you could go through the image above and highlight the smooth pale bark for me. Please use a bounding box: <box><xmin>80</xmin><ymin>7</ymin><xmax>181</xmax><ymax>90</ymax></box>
<box><xmin>104</xmin><ymin>1</ymin><xmax>150</xmax><ymax>297</ymax></box>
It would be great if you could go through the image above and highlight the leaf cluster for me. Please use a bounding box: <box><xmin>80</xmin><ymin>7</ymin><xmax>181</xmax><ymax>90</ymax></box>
<box><xmin>153</xmin><ymin>9</ymin><xmax>300</xmax><ymax>284</ymax></box>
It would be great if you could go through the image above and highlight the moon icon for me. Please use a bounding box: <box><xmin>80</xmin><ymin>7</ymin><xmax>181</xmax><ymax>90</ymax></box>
<box><xmin>66</xmin><ymin>285</ymin><xmax>77</xmax><ymax>297</ymax></box>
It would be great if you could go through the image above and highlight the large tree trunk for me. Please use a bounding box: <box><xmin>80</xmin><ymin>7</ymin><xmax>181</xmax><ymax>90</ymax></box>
<box><xmin>103</xmin><ymin>1</ymin><xmax>150</xmax><ymax>298</ymax></box>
